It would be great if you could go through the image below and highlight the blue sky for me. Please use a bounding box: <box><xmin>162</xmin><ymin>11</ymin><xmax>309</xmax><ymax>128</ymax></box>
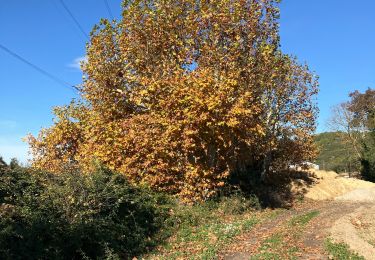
<box><xmin>1</xmin><ymin>0</ymin><xmax>374</xmax><ymax>163</ymax></box>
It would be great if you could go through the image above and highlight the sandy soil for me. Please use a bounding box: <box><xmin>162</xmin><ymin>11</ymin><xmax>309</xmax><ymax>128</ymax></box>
<box><xmin>302</xmin><ymin>170</ymin><xmax>375</xmax><ymax>259</ymax></box>
<box><xmin>295</xmin><ymin>170</ymin><xmax>375</xmax><ymax>200</ymax></box>
<box><xmin>330</xmin><ymin>204</ymin><xmax>375</xmax><ymax>260</ymax></box>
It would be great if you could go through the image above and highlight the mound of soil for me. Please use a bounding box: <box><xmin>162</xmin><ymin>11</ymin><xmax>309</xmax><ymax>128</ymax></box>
<box><xmin>294</xmin><ymin>170</ymin><xmax>375</xmax><ymax>201</ymax></box>
<box><xmin>298</xmin><ymin>170</ymin><xmax>375</xmax><ymax>259</ymax></box>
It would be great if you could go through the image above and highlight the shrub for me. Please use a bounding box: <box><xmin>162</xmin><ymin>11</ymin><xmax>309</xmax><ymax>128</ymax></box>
<box><xmin>218</xmin><ymin>194</ymin><xmax>261</xmax><ymax>215</ymax></box>
<box><xmin>361</xmin><ymin>158</ymin><xmax>375</xmax><ymax>182</ymax></box>
<box><xmin>361</xmin><ymin>132</ymin><xmax>375</xmax><ymax>182</ymax></box>
<box><xmin>0</xmin><ymin>165</ymin><xmax>171</xmax><ymax>259</ymax></box>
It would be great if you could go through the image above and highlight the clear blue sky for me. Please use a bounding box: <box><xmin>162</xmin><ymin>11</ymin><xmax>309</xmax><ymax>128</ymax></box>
<box><xmin>1</xmin><ymin>1</ymin><xmax>374</xmax><ymax>163</ymax></box>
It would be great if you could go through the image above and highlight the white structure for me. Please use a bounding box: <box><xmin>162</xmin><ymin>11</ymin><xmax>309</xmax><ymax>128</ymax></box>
<box><xmin>303</xmin><ymin>162</ymin><xmax>320</xmax><ymax>170</ymax></box>
<box><xmin>289</xmin><ymin>161</ymin><xmax>319</xmax><ymax>171</ymax></box>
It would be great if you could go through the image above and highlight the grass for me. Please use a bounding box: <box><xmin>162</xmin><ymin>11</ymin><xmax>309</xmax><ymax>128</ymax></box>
<box><xmin>288</xmin><ymin>210</ymin><xmax>320</xmax><ymax>226</ymax></box>
<box><xmin>146</xmin><ymin>193</ymin><xmax>367</xmax><ymax>260</ymax></box>
<box><xmin>157</xmin><ymin>211</ymin><xmax>260</xmax><ymax>259</ymax></box>
<box><xmin>251</xmin><ymin>210</ymin><xmax>320</xmax><ymax>259</ymax></box>
<box><xmin>146</xmin><ymin>194</ymin><xmax>270</xmax><ymax>259</ymax></box>
<box><xmin>258</xmin><ymin>233</ymin><xmax>283</xmax><ymax>251</ymax></box>
<box><xmin>151</xmin><ymin>205</ymin><xmax>321</xmax><ymax>259</ymax></box>
<box><xmin>325</xmin><ymin>239</ymin><xmax>365</xmax><ymax>260</ymax></box>
<box><xmin>148</xmin><ymin>198</ymin><xmax>354</xmax><ymax>259</ymax></box>
<box><xmin>251</xmin><ymin>233</ymin><xmax>297</xmax><ymax>260</ymax></box>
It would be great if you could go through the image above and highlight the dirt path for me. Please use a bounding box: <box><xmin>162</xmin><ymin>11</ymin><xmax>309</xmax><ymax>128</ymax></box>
<box><xmin>217</xmin><ymin>172</ymin><xmax>375</xmax><ymax>259</ymax></box>
<box><xmin>330</xmin><ymin>203</ymin><xmax>375</xmax><ymax>260</ymax></box>
<box><xmin>220</xmin><ymin>199</ymin><xmax>375</xmax><ymax>259</ymax></box>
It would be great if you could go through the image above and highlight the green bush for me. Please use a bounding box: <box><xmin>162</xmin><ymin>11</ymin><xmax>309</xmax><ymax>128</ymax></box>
<box><xmin>361</xmin><ymin>132</ymin><xmax>375</xmax><ymax>182</ymax></box>
<box><xmin>0</xmin><ymin>165</ymin><xmax>171</xmax><ymax>259</ymax></box>
<box><xmin>361</xmin><ymin>158</ymin><xmax>375</xmax><ymax>182</ymax></box>
<box><xmin>218</xmin><ymin>193</ymin><xmax>261</xmax><ymax>215</ymax></box>
<box><xmin>160</xmin><ymin>193</ymin><xmax>261</xmax><ymax>237</ymax></box>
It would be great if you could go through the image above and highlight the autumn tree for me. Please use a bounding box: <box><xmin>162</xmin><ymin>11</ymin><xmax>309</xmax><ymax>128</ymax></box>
<box><xmin>349</xmin><ymin>89</ymin><xmax>375</xmax><ymax>130</ymax></box>
<box><xmin>28</xmin><ymin>0</ymin><xmax>318</xmax><ymax>202</ymax></box>
<box><xmin>328</xmin><ymin>88</ymin><xmax>375</xmax><ymax>180</ymax></box>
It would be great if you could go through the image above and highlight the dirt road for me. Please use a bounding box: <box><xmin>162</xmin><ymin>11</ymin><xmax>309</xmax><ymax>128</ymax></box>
<box><xmin>220</xmin><ymin>200</ymin><xmax>371</xmax><ymax>259</ymax></box>
<box><xmin>220</xmin><ymin>172</ymin><xmax>375</xmax><ymax>259</ymax></box>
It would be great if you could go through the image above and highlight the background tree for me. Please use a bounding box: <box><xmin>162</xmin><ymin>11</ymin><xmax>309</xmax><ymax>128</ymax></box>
<box><xmin>349</xmin><ymin>89</ymin><xmax>375</xmax><ymax>130</ymax></box>
<box><xmin>9</xmin><ymin>158</ymin><xmax>20</xmax><ymax>170</ymax></box>
<box><xmin>28</xmin><ymin>0</ymin><xmax>318</xmax><ymax>202</ymax></box>
<box><xmin>328</xmin><ymin>88</ymin><xmax>374</xmax><ymax>180</ymax></box>
<box><xmin>349</xmin><ymin>88</ymin><xmax>375</xmax><ymax>181</ymax></box>
<box><xmin>0</xmin><ymin>157</ymin><xmax>7</xmax><ymax>170</ymax></box>
<box><xmin>327</xmin><ymin>102</ymin><xmax>364</xmax><ymax>159</ymax></box>
<box><xmin>314</xmin><ymin>132</ymin><xmax>360</xmax><ymax>173</ymax></box>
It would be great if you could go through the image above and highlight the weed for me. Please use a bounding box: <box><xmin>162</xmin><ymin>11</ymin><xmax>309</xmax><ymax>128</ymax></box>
<box><xmin>261</xmin><ymin>233</ymin><xmax>283</xmax><ymax>250</ymax></box>
<box><xmin>251</xmin><ymin>251</ymin><xmax>281</xmax><ymax>260</ymax></box>
<box><xmin>266</xmin><ymin>208</ymin><xmax>285</xmax><ymax>220</ymax></box>
<box><xmin>219</xmin><ymin>194</ymin><xmax>261</xmax><ymax>215</ymax></box>
<box><xmin>148</xmin><ymin>196</ymin><xmax>262</xmax><ymax>258</ymax></box>
<box><xmin>325</xmin><ymin>239</ymin><xmax>365</xmax><ymax>260</ymax></box>
<box><xmin>289</xmin><ymin>210</ymin><xmax>319</xmax><ymax>226</ymax></box>
<box><xmin>242</xmin><ymin>217</ymin><xmax>259</xmax><ymax>231</ymax></box>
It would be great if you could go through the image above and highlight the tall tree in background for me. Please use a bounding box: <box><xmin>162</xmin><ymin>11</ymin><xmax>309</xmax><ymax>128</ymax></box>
<box><xmin>28</xmin><ymin>0</ymin><xmax>318</xmax><ymax>202</ymax></box>
<box><xmin>350</xmin><ymin>89</ymin><xmax>375</xmax><ymax>181</ymax></box>
<box><xmin>327</xmin><ymin>102</ymin><xmax>364</xmax><ymax>174</ymax></box>
<box><xmin>328</xmin><ymin>88</ymin><xmax>375</xmax><ymax>180</ymax></box>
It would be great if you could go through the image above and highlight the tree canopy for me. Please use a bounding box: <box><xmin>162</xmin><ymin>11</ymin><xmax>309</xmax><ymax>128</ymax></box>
<box><xmin>349</xmin><ymin>88</ymin><xmax>375</xmax><ymax>180</ymax></box>
<box><xmin>328</xmin><ymin>88</ymin><xmax>375</xmax><ymax>180</ymax></box>
<box><xmin>28</xmin><ymin>0</ymin><xmax>318</xmax><ymax>202</ymax></box>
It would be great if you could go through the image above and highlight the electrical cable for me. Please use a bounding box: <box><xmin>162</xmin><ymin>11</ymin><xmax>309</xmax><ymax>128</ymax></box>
<box><xmin>59</xmin><ymin>0</ymin><xmax>89</xmax><ymax>40</ymax></box>
<box><xmin>0</xmin><ymin>43</ymin><xmax>78</xmax><ymax>92</ymax></box>
<box><xmin>104</xmin><ymin>0</ymin><xmax>114</xmax><ymax>20</ymax></box>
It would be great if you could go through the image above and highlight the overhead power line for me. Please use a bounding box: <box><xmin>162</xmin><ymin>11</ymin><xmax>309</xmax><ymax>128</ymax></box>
<box><xmin>104</xmin><ymin>0</ymin><xmax>114</xmax><ymax>20</ymax></box>
<box><xmin>0</xmin><ymin>43</ymin><xmax>78</xmax><ymax>92</ymax></box>
<box><xmin>59</xmin><ymin>0</ymin><xmax>89</xmax><ymax>40</ymax></box>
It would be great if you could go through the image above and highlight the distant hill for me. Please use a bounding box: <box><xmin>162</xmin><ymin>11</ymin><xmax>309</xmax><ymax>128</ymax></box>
<box><xmin>314</xmin><ymin>132</ymin><xmax>360</xmax><ymax>173</ymax></box>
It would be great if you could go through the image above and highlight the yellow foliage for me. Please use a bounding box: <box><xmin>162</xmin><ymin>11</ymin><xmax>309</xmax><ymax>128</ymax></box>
<box><xmin>28</xmin><ymin>0</ymin><xmax>318</xmax><ymax>202</ymax></box>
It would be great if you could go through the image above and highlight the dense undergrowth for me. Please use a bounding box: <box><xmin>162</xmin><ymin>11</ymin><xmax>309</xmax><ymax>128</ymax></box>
<box><xmin>0</xmin><ymin>163</ymin><xmax>267</xmax><ymax>259</ymax></box>
<box><xmin>0</xmin><ymin>164</ymin><xmax>173</xmax><ymax>259</ymax></box>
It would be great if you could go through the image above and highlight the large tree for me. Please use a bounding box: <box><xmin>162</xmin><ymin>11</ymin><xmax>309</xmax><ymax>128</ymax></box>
<box><xmin>349</xmin><ymin>89</ymin><xmax>375</xmax><ymax>180</ymax></box>
<box><xmin>328</xmin><ymin>88</ymin><xmax>375</xmax><ymax>180</ymax></box>
<box><xmin>28</xmin><ymin>0</ymin><xmax>318</xmax><ymax>202</ymax></box>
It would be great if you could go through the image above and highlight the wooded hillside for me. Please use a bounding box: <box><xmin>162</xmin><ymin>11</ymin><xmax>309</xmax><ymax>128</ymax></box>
<box><xmin>314</xmin><ymin>132</ymin><xmax>360</xmax><ymax>173</ymax></box>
